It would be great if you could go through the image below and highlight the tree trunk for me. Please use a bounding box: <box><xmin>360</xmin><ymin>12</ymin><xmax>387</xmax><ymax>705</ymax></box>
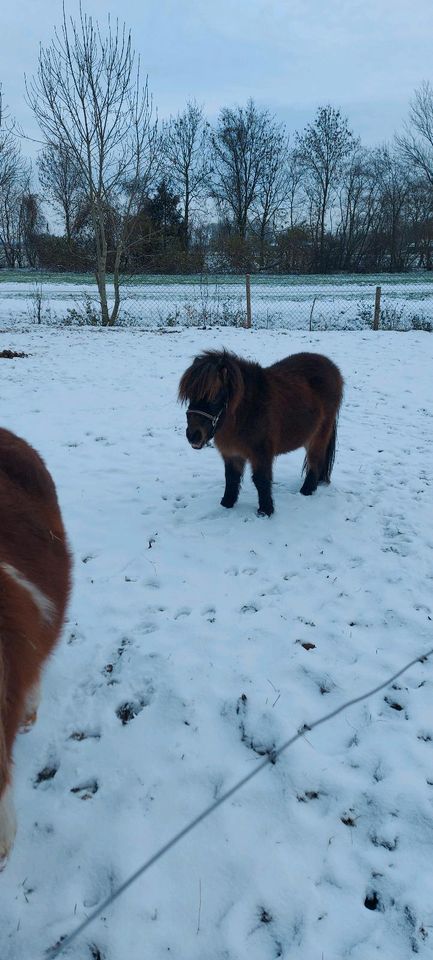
<box><xmin>259</xmin><ymin>221</ymin><xmax>266</xmax><ymax>269</ymax></box>
<box><xmin>184</xmin><ymin>178</ymin><xmax>190</xmax><ymax>252</ymax></box>
<box><xmin>65</xmin><ymin>207</ymin><xmax>72</xmax><ymax>244</ymax></box>
<box><xmin>109</xmin><ymin>242</ymin><xmax>123</xmax><ymax>326</ymax></box>
<box><xmin>93</xmin><ymin>205</ymin><xmax>110</xmax><ymax>326</ymax></box>
<box><xmin>96</xmin><ymin>265</ymin><xmax>110</xmax><ymax>326</ymax></box>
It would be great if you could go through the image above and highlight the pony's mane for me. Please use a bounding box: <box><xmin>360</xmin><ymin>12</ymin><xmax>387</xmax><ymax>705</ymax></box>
<box><xmin>178</xmin><ymin>350</ymin><xmax>244</xmax><ymax>405</ymax></box>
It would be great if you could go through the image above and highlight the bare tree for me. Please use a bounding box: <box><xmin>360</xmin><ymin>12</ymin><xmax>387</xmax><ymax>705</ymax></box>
<box><xmin>20</xmin><ymin>191</ymin><xmax>45</xmax><ymax>267</ymax></box>
<box><xmin>0</xmin><ymin>176</ymin><xmax>22</xmax><ymax>267</ymax></box>
<box><xmin>251</xmin><ymin>124</ymin><xmax>288</xmax><ymax>268</ymax></box>
<box><xmin>210</xmin><ymin>100</ymin><xmax>277</xmax><ymax>243</ymax></box>
<box><xmin>162</xmin><ymin>101</ymin><xmax>209</xmax><ymax>251</ymax></box>
<box><xmin>27</xmin><ymin>7</ymin><xmax>159</xmax><ymax>325</ymax></box>
<box><xmin>286</xmin><ymin>148</ymin><xmax>305</xmax><ymax>231</ymax></box>
<box><xmin>397</xmin><ymin>81</ymin><xmax>433</xmax><ymax>186</ymax></box>
<box><xmin>0</xmin><ymin>90</ymin><xmax>36</xmax><ymax>268</ymax></box>
<box><xmin>0</xmin><ymin>86</ymin><xmax>18</xmax><ymax>196</ymax></box>
<box><xmin>335</xmin><ymin>147</ymin><xmax>381</xmax><ymax>270</ymax></box>
<box><xmin>37</xmin><ymin>143</ymin><xmax>83</xmax><ymax>243</ymax></box>
<box><xmin>296</xmin><ymin>105</ymin><xmax>358</xmax><ymax>271</ymax></box>
<box><xmin>406</xmin><ymin>177</ymin><xmax>433</xmax><ymax>270</ymax></box>
<box><xmin>373</xmin><ymin>146</ymin><xmax>413</xmax><ymax>271</ymax></box>
<box><xmin>396</xmin><ymin>82</ymin><xmax>433</xmax><ymax>270</ymax></box>
<box><xmin>0</xmin><ymin>167</ymin><xmax>41</xmax><ymax>268</ymax></box>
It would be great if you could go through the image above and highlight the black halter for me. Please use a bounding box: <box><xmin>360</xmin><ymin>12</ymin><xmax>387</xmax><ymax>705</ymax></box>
<box><xmin>187</xmin><ymin>397</ymin><xmax>227</xmax><ymax>439</ymax></box>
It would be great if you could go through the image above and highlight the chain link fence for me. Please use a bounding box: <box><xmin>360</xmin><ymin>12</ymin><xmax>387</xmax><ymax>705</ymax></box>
<box><xmin>1</xmin><ymin>271</ymin><xmax>433</xmax><ymax>331</ymax></box>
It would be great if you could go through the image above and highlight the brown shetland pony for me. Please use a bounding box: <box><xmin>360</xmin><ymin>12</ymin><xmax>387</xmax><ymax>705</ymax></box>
<box><xmin>179</xmin><ymin>349</ymin><xmax>344</xmax><ymax>516</ymax></box>
<box><xmin>0</xmin><ymin>429</ymin><xmax>71</xmax><ymax>868</ymax></box>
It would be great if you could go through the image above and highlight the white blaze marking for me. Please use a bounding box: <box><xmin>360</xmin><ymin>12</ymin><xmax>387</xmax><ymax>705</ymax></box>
<box><xmin>0</xmin><ymin>785</ymin><xmax>17</xmax><ymax>864</ymax></box>
<box><xmin>0</xmin><ymin>562</ymin><xmax>56</xmax><ymax>625</ymax></box>
<box><xmin>24</xmin><ymin>679</ymin><xmax>42</xmax><ymax>718</ymax></box>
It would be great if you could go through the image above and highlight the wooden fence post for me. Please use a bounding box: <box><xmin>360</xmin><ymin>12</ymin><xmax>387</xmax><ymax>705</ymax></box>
<box><xmin>373</xmin><ymin>285</ymin><xmax>381</xmax><ymax>330</ymax></box>
<box><xmin>245</xmin><ymin>274</ymin><xmax>252</xmax><ymax>328</ymax></box>
<box><xmin>309</xmin><ymin>296</ymin><xmax>317</xmax><ymax>332</ymax></box>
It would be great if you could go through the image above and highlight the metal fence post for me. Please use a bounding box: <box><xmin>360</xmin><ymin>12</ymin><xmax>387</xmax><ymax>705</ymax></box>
<box><xmin>373</xmin><ymin>285</ymin><xmax>381</xmax><ymax>330</ymax></box>
<box><xmin>245</xmin><ymin>274</ymin><xmax>252</xmax><ymax>328</ymax></box>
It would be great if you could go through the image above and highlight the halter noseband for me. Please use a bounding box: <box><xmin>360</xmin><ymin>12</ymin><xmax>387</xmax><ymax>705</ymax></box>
<box><xmin>187</xmin><ymin>401</ymin><xmax>227</xmax><ymax>438</ymax></box>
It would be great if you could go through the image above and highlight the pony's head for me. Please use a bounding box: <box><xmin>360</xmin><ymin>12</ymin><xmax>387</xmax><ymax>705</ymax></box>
<box><xmin>178</xmin><ymin>350</ymin><xmax>244</xmax><ymax>449</ymax></box>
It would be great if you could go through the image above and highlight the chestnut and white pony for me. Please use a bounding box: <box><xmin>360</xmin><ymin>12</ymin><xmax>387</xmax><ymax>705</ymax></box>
<box><xmin>0</xmin><ymin>428</ymin><xmax>71</xmax><ymax>868</ymax></box>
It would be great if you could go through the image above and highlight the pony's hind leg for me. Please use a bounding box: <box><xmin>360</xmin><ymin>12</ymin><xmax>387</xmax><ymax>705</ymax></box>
<box><xmin>221</xmin><ymin>457</ymin><xmax>245</xmax><ymax>508</ymax></box>
<box><xmin>0</xmin><ymin>784</ymin><xmax>17</xmax><ymax>870</ymax></box>
<box><xmin>20</xmin><ymin>678</ymin><xmax>42</xmax><ymax>733</ymax></box>
<box><xmin>301</xmin><ymin>419</ymin><xmax>336</xmax><ymax>496</ymax></box>
<box><xmin>300</xmin><ymin>466</ymin><xmax>318</xmax><ymax>496</ymax></box>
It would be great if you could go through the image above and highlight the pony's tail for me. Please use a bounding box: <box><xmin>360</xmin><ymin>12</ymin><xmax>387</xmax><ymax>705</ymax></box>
<box><xmin>302</xmin><ymin>417</ymin><xmax>339</xmax><ymax>484</ymax></box>
<box><xmin>320</xmin><ymin>418</ymin><xmax>338</xmax><ymax>483</ymax></box>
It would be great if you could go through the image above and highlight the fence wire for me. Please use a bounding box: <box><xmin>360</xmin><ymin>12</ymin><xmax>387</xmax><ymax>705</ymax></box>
<box><xmin>2</xmin><ymin>271</ymin><xmax>433</xmax><ymax>331</ymax></box>
<box><xmin>44</xmin><ymin>645</ymin><xmax>433</xmax><ymax>960</ymax></box>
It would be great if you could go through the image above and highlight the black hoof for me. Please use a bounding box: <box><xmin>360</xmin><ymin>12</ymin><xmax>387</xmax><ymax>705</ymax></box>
<box><xmin>221</xmin><ymin>496</ymin><xmax>236</xmax><ymax>508</ymax></box>
<box><xmin>300</xmin><ymin>470</ymin><xmax>318</xmax><ymax>496</ymax></box>
<box><xmin>257</xmin><ymin>505</ymin><xmax>274</xmax><ymax>517</ymax></box>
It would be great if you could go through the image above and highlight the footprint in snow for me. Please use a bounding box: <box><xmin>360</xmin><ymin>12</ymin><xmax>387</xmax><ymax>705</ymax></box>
<box><xmin>240</xmin><ymin>601</ymin><xmax>260</xmax><ymax>614</ymax></box>
<box><xmin>202</xmin><ymin>606</ymin><xmax>216</xmax><ymax>622</ymax></box>
<box><xmin>174</xmin><ymin>607</ymin><xmax>191</xmax><ymax>620</ymax></box>
<box><xmin>70</xmin><ymin>779</ymin><xmax>99</xmax><ymax>800</ymax></box>
<box><xmin>297</xmin><ymin>790</ymin><xmax>322</xmax><ymax>802</ymax></box>
<box><xmin>69</xmin><ymin>729</ymin><xmax>101</xmax><ymax>742</ymax></box>
<box><xmin>144</xmin><ymin>578</ymin><xmax>160</xmax><ymax>589</ymax></box>
<box><xmin>139</xmin><ymin>622</ymin><xmax>158</xmax><ymax>635</ymax></box>
<box><xmin>364</xmin><ymin>891</ymin><xmax>381</xmax><ymax>911</ymax></box>
<box><xmin>384</xmin><ymin>696</ymin><xmax>405</xmax><ymax>712</ymax></box>
<box><xmin>116</xmin><ymin>687</ymin><xmax>155</xmax><ymax>724</ymax></box>
<box><xmin>34</xmin><ymin>761</ymin><xmax>59</xmax><ymax>787</ymax></box>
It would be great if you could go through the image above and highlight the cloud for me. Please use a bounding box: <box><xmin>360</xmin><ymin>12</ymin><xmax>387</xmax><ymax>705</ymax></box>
<box><xmin>2</xmin><ymin>0</ymin><xmax>432</xmax><ymax>150</ymax></box>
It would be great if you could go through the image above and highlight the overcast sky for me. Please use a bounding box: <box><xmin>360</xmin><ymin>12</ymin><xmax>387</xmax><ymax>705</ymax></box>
<box><xmin>3</xmin><ymin>0</ymin><xmax>433</xmax><ymax>153</ymax></box>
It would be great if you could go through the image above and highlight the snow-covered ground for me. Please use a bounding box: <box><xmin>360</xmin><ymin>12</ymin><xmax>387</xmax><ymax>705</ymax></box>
<box><xmin>1</xmin><ymin>272</ymin><xmax>433</xmax><ymax>329</ymax></box>
<box><xmin>0</xmin><ymin>325</ymin><xmax>432</xmax><ymax>960</ymax></box>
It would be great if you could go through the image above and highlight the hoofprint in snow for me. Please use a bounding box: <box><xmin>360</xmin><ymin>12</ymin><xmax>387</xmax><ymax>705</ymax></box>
<box><xmin>0</xmin><ymin>326</ymin><xmax>432</xmax><ymax>960</ymax></box>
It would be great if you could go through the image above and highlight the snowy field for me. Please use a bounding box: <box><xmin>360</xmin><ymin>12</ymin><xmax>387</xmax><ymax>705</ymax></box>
<box><xmin>1</xmin><ymin>271</ymin><xmax>433</xmax><ymax>330</ymax></box>
<box><xmin>0</xmin><ymin>324</ymin><xmax>433</xmax><ymax>960</ymax></box>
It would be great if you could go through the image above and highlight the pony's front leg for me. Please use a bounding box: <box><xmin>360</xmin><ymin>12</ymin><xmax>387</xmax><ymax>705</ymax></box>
<box><xmin>0</xmin><ymin>784</ymin><xmax>17</xmax><ymax>870</ymax></box>
<box><xmin>251</xmin><ymin>456</ymin><xmax>274</xmax><ymax>516</ymax></box>
<box><xmin>221</xmin><ymin>457</ymin><xmax>245</xmax><ymax>508</ymax></box>
<box><xmin>20</xmin><ymin>678</ymin><xmax>42</xmax><ymax>733</ymax></box>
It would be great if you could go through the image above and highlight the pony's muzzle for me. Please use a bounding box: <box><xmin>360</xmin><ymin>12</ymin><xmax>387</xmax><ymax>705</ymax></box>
<box><xmin>186</xmin><ymin>427</ymin><xmax>204</xmax><ymax>449</ymax></box>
